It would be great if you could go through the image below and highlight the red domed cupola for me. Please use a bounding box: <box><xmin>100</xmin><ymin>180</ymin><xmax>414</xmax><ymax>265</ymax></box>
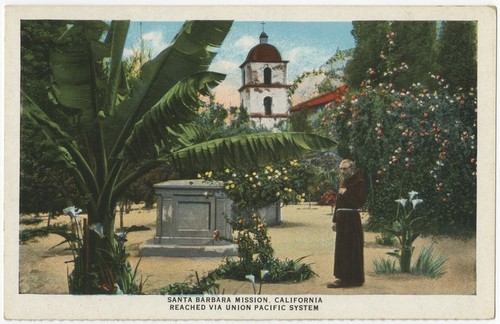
<box><xmin>239</xmin><ymin>33</ymin><xmax>286</xmax><ymax>67</ymax></box>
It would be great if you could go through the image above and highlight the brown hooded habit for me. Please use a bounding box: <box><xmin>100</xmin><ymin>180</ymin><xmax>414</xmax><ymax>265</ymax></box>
<box><xmin>333</xmin><ymin>170</ymin><xmax>368</xmax><ymax>285</ymax></box>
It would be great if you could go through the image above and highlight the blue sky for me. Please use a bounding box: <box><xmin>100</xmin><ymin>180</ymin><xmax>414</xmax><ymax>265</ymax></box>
<box><xmin>124</xmin><ymin>21</ymin><xmax>355</xmax><ymax>106</ymax></box>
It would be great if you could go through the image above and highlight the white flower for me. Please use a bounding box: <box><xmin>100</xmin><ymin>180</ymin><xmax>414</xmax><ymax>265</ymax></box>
<box><xmin>395</xmin><ymin>199</ymin><xmax>407</xmax><ymax>207</ymax></box>
<box><xmin>63</xmin><ymin>206</ymin><xmax>82</xmax><ymax>220</ymax></box>
<box><xmin>411</xmin><ymin>199</ymin><xmax>424</xmax><ymax>208</ymax></box>
<box><xmin>408</xmin><ymin>191</ymin><xmax>418</xmax><ymax>201</ymax></box>
<box><xmin>89</xmin><ymin>223</ymin><xmax>105</xmax><ymax>238</ymax></box>
<box><xmin>245</xmin><ymin>274</ymin><xmax>255</xmax><ymax>284</ymax></box>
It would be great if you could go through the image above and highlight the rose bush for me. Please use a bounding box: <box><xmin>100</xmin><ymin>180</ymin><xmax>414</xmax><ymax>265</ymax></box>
<box><xmin>314</xmin><ymin>33</ymin><xmax>476</xmax><ymax>234</ymax></box>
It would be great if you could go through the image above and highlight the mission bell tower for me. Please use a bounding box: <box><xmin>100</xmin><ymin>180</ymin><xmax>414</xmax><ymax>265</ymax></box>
<box><xmin>239</xmin><ymin>30</ymin><xmax>290</xmax><ymax>129</ymax></box>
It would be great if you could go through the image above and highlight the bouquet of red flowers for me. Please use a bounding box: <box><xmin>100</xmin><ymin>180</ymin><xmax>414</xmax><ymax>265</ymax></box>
<box><xmin>318</xmin><ymin>190</ymin><xmax>337</xmax><ymax>206</ymax></box>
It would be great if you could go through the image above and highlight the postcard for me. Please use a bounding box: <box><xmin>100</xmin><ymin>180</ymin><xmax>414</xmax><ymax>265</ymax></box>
<box><xmin>3</xmin><ymin>4</ymin><xmax>496</xmax><ymax>321</ymax></box>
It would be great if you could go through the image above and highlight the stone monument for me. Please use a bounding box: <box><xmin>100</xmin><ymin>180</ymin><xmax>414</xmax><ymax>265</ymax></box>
<box><xmin>140</xmin><ymin>179</ymin><xmax>281</xmax><ymax>257</ymax></box>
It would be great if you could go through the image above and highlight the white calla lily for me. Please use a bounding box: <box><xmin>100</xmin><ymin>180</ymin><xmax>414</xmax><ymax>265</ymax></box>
<box><xmin>411</xmin><ymin>199</ymin><xmax>424</xmax><ymax>208</ymax></box>
<box><xmin>63</xmin><ymin>206</ymin><xmax>83</xmax><ymax>219</ymax></box>
<box><xmin>89</xmin><ymin>223</ymin><xmax>105</xmax><ymax>238</ymax></box>
<box><xmin>245</xmin><ymin>274</ymin><xmax>255</xmax><ymax>284</ymax></box>
<box><xmin>395</xmin><ymin>198</ymin><xmax>407</xmax><ymax>207</ymax></box>
<box><xmin>408</xmin><ymin>191</ymin><xmax>419</xmax><ymax>201</ymax></box>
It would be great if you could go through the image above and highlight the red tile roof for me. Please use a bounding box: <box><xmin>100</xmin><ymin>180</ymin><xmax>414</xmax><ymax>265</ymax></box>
<box><xmin>291</xmin><ymin>85</ymin><xmax>348</xmax><ymax>112</ymax></box>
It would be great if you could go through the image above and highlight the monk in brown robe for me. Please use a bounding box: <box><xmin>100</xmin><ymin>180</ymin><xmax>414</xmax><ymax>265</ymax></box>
<box><xmin>328</xmin><ymin>159</ymin><xmax>368</xmax><ymax>288</ymax></box>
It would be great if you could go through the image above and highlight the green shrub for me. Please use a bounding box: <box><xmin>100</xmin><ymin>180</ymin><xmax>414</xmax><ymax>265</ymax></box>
<box><xmin>213</xmin><ymin>255</ymin><xmax>316</xmax><ymax>283</ymax></box>
<box><xmin>159</xmin><ymin>271</ymin><xmax>220</xmax><ymax>295</ymax></box>
<box><xmin>373</xmin><ymin>258</ymin><xmax>398</xmax><ymax>275</ymax></box>
<box><xmin>314</xmin><ymin>35</ymin><xmax>477</xmax><ymax>235</ymax></box>
<box><xmin>373</xmin><ymin>245</ymin><xmax>447</xmax><ymax>278</ymax></box>
<box><xmin>375</xmin><ymin>233</ymin><xmax>397</xmax><ymax>246</ymax></box>
<box><xmin>411</xmin><ymin>245</ymin><xmax>447</xmax><ymax>278</ymax></box>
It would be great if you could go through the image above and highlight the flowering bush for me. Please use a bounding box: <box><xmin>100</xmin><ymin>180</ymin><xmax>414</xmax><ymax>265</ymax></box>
<box><xmin>314</xmin><ymin>33</ymin><xmax>477</xmax><ymax>234</ymax></box>
<box><xmin>209</xmin><ymin>213</ymin><xmax>315</xmax><ymax>283</ymax></box>
<box><xmin>197</xmin><ymin>161</ymin><xmax>316</xmax><ymax>283</ymax></box>
<box><xmin>199</xmin><ymin>160</ymin><xmax>311</xmax><ymax>215</ymax></box>
<box><xmin>318</xmin><ymin>190</ymin><xmax>337</xmax><ymax>206</ymax></box>
<box><xmin>230</xmin><ymin>213</ymin><xmax>274</xmax><ymax>267</ymax></box>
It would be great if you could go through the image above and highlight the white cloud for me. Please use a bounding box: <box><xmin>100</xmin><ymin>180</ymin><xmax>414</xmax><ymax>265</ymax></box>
<box><xmin>285</xmin><ymin>47</ymin><xmax>315</xmax><ymax>63</ymax></box>
<box><xmin>211</xmin><ymin>60</ymin><xmax>239</xmax><ymax>74</ymax></box>
<box><xmin>145</xmin><ymin>31</ymin><xmax>170</xmax><ymax>57</ymax></box>
<box><xmin>124</xmin><ymin>30</ymin><xmax>169</xmax><ymax>58</ymax></box>
<box><xmin>142</xmin><ymin>31</ymin><xmax>160</xmax><ymax>41</ymax></box>
<box><xmin>235</xmin><ymin>35</ymin><xmax>256</xmax><ymax>52</ymax></box>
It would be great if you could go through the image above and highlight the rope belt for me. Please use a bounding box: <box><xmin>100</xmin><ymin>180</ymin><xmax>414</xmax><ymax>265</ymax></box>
<box><xmin>335</xmin><ymin>208</ymin><xmax>361</xmax><ymax>212</ymax></box>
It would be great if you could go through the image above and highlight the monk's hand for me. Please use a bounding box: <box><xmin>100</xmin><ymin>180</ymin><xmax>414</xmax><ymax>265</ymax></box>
<box><xmin>339</xmin><ymin>188</ymin><xmax>347</xmax><ymax>195</ymax></box>
<box><xmin>331</xmin><ymin>224</ymin><xmax>336</xmax><ymax>231</ymax></box>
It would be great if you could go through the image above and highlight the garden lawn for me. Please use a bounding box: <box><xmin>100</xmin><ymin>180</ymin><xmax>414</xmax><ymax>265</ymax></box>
<box><xmin>19</xmin><ymin>203</ymin><xmax>475</xmax><ymax>295</ymax></box>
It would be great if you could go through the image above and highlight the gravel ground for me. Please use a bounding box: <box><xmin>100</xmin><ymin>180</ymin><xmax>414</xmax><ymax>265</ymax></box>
<box><xmin>19</xmin><ymin>203</ymin><xmax>476</xmax><ymax>295</ymax></box>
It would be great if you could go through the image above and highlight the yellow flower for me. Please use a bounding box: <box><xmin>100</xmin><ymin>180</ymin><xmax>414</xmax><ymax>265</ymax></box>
<box><xmin>252</xmin><ymin>172</ymin><xmax>257</xmax><ymax>176</ymax></box>
<box><xmin>230</xmin><ymin>184</ymin><xmax>235</xmax><ymax>189</ymax></box>
<box><xmin>257</xmin><ymin>182</ymin><xmax>262</xmax><ymax>186</ymax></box>
<box><xmin>252</xmin><ymin>184</ymin><xmax>257</xmax><ymax>188</ymax></box>
<box><xmin>225</xmin><ymin>185</ymin><xmax>230</xmax><ymax>190</ymax></box>
<box><xmin>197</xmin><ymin>173</ymin><xmax>202</xmax><ymax>179</ymax></box>
<box><xmin>228</xmin><ymin>180</ymin><xmax>233</xmax><ymax>184</ymax></box>
<box><xmin>225</xmin><ymin>168</ymin><xmax>230</xmax><ymax>173</ymax></box>
<box><xmin>284</xmin><ymin>176</ymin><xmax>289</xmax><ymax>180</ymax></box>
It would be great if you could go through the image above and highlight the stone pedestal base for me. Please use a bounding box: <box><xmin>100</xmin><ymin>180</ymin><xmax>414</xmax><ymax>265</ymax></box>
<box><xmin>139</xmin><ymin>239</ymin><xmax>238</xmax><ymax>257</ymax></box>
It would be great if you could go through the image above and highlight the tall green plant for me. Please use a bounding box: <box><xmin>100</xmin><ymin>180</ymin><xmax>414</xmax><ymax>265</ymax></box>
<box><xmin>387</xmin><ymin>191</ymin><xmax>425</xmax><ymax>272</ymax></box>
<box><xmin>22</xmin><ymin>20</ymin><xmax>335</xmax><ymax>294</ymax></box>
<box><xmin>438</xmin><ymin>21</ymin><xmax>477</xmax><ymax>95</ymax></box>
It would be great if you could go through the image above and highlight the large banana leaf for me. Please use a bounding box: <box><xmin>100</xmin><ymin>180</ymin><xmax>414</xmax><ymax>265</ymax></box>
<box><xmin>122</xmin><ymin>71</ymin><xmax>225</xmax><ymax>160</ymax></box>
<box><xmin>167</xmin><ymin>123</ymin><xmax>214</xmax><ymax>151</ymax></box>
<box><xmin>103</xmin><ymin>21</ymin><xmax>130</xmax><ymax>116</ymax></box>
<box><xmin>106</xmin><ymin>20</ymin><xmax>233</xmax><ymax>158</ymax></box>
<box><xmin>48</xmin><ymin>21</ymin><xmax>130</xmax><ymax>127</ymax></box>
<box><xmin>169</xmin><ymin>132</ymin><xmax>337</xmax><ymax>176</ymax></box>
<box><xmin>22</xmin><ymin>92</ymin><xmax>100</xmax><ymax>213</ymax></box>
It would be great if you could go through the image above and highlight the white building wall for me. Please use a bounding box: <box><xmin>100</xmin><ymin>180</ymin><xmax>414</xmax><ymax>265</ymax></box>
<box><xmin>246</xmin><ymin>87</ymin><xmax>289</xmax><ymax>115</ymax></box>
<box><xmin>244</xmin><ymin>62</ymin><xmax>288</xmax><ymax>85</ymax></box>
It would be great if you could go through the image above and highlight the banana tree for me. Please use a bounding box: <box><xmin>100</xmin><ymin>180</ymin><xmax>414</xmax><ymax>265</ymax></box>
<box><xmin>21</xmin><ymin>20</ymin><xmax>336</xmax><ymax>294</ymax></box>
